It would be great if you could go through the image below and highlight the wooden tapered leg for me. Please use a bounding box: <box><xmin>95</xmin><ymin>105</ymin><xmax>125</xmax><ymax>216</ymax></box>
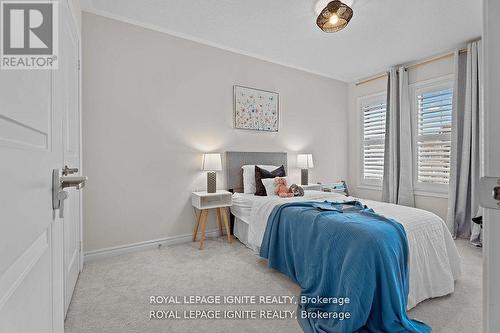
<box><xmin>216</xmin><ymin>208</ymin><xmax>224</xmax><ymax>236</ymax></box>
<box><xmin>221</xmin><ymin>207</ymin><xmax>232</xmax><ymax>243</ymax></box>
<box><xmin>193</xmin><ymin>209</ymin><xmax>201</xmax><ymax>242</ymax></box>
<box><xmin>199</xmin><ymin>209</ymin><xmax>208</xmax><ymax>250</ymax></box>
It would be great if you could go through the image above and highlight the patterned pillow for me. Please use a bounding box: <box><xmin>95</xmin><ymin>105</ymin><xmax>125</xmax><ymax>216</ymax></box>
<box><xmin>255</xmin><ymin>165</ymin><xmax>286</xmax><ymax>196</ymax></box>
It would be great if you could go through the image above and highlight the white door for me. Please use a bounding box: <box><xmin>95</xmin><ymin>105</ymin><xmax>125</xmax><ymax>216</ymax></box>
<box><xmin>483</xmin><ymin>0</ymin><xmax>500</xmax><ymax>332</ymax></box>
<box><xmin>0</xmin><ymin>1</ymin><xmax>80</xmax><ymax>332</ymax></box>
<box><xmin>0</xmin><ymin>39</ymin><xmax>62</xmax><ymax>333</ymax></box>
<box><xmin>57</xmin><ymin>1</ymin><xmax>81</xmax><ymax>314</ymax></box>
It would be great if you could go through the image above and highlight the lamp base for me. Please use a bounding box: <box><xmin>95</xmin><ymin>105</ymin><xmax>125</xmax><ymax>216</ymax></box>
<box><xmin>301</xmin><ymin>169</ymin><xmax>309</xmax><ymax>186</ymax></box>
<box><xmin>207</xmin><ymin>171</ymin><xmax>216</xmax><ymax>193</ymax></box>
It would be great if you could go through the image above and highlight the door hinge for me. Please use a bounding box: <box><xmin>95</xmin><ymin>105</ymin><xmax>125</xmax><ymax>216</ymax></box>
<box><xmin>77</xmin><ymin>59</ymin><xmax>80</xmax><ymax>71</ymax></box>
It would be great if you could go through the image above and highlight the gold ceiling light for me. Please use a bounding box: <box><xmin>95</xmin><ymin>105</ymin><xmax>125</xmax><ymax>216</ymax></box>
<box><xmin>316</xmin><ymin>0</ymin><xmax>353</xmax><ymax>33</ymax></box>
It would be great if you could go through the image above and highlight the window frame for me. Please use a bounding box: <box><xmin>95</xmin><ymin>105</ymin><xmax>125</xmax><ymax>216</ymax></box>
<box><xmin>410</xmin><ymin>75</ymin><xmax>454</xmax><ymax>198</ymax></box>
<box><xmin>358</xmin><ymin>91</ymin><xmax>387</xmax><ymax>189</ymax></box>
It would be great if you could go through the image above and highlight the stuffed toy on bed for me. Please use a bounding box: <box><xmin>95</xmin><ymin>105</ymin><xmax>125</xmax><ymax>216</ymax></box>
<box><xmin>289</xmin><ymin>184</ymin><xmax>304</xmax><ymax>197</ymax></box>
<box><xmin>275</xmin><ymin>177</ymin><xmax>294</xmax><ymax>198</ymax></box>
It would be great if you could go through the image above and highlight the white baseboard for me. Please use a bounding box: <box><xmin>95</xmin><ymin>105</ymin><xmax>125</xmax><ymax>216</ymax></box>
<box><xmin>84</xmin><ymin>229</ymin><xmax>220</xmax><ymax>262</ymax></box>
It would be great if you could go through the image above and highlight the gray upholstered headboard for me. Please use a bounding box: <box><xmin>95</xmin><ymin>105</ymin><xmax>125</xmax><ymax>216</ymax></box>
<box><xmin>225</xmin><ymin>151</ymin><xmax>288</xmax><ymax>193</ymax></box>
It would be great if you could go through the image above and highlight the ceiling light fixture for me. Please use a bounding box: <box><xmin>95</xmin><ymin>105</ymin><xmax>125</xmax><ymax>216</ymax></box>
<box><xmin>316</xmin><ymin>0</ymin><xmax>353</xmax><ymax>33</ymax></box>
<box><xmin>329</xmin><ymin>14</ymin><xmax>339</xmax><ymax>25</ymax></box>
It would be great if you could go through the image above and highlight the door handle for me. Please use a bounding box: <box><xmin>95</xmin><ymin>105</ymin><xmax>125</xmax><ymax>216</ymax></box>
<box><xmin>479</xmin><ymin>177</ymin><xmax>500</xmax><ymax>210</ymax></box>
<box><xmin>61</xmin><ymin>176</ymin><xmax>87</xmax><ymax>189</ymax></box>
<box><xmin>53</xmin><ymin>168</ymin><xmax>87</xmax><ymax>218</ymax></box>
<box><xmin>494</xmin><ymin>186</ymin><xmax>500</xmax><ymax>201</ymax></box>
<box><xmin>63</xmin><ymin>165</ymin><xmax>79</xmax><ymax>176</ymax></box>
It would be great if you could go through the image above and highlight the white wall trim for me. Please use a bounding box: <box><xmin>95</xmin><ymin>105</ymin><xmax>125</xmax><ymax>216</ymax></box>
<box><xmin>408</xmin><ymin>74</ymin><xmax>455</xmax><ymax>89</ymax></box>
<box><xmin>80</xmin><ymin>9</ymin><xmax>347</xmax><ymax>83</ymax></box>
<box><xmin>413</xmin><ymin>190</ymin><xmax>448</xmax><ymax>199</ymax></box>
<box><xmin>356</xmin><ymin>185</ymin><xmax>448</xmax><ymax>199</ymax></box>
<box><xmin>356</xmin><ymin>184</ymin><xmax>382</xmax><ymax>192</ymax></box>
<box><xmin>84</xmin><ymin>229</ymin><xmax>220</xmax><ymax>262</ymax></box>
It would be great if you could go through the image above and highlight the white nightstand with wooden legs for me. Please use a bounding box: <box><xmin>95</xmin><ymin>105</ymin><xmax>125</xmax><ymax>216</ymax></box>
<box><xmin>192</xmin><ymin>190</ymin><xmax>232</xmax><ymax>250</ymax></box>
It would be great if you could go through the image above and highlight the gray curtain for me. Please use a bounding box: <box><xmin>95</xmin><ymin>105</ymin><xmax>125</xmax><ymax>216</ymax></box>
<box><xmin>382</xmin><ymin>66</ymin><xmax>415</xmax><ymax>207</ymax></box>
<box><xmin>447</xmin><ymin>41</ymin><xmax>482</xmax><ymax>245</ymax></box>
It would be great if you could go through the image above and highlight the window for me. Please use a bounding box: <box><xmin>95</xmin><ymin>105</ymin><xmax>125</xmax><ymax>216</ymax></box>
<box><xmin>360</xmin><ymin>94</ymin><xmax>387</xmax><ymax>186</ymax></box>
<box><xmin>412</xmin><ymin>78</ymin><xmax>453</xmax><ymax>194</ymax></box>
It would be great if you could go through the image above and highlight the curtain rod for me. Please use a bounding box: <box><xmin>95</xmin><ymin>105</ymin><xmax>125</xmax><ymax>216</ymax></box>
<box><xmin>355</xmin><ymin>47</ymin><xmax>468</xmax><ymax>86</ymax></box>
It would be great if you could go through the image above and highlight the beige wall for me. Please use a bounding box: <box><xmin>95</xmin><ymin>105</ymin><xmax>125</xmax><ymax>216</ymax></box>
<box><xmin>82</xmin><ymin>13</ymin><xmax>348</xmax><ymax>252</ymax></box>
<box><xmin>346</xmin><ymin>56</ymin><xmax>455</xmax><ymax>221</ymax></box>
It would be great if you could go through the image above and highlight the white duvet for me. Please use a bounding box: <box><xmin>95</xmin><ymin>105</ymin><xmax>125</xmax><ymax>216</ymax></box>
<box><xmin>237</xmin><ymin>190</ymin><xmax>462</xmax><ymax>310</ymax></box>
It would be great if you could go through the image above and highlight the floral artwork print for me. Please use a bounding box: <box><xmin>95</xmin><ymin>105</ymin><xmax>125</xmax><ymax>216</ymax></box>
<box><xmin>234</xmin><ymin>85</ymin><xmax>279</xmax><ymax>132</ymax></box>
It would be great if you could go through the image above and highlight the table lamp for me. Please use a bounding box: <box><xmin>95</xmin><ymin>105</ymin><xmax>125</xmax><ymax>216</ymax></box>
<box><xmin>297</xmin><ymin>154</ymin><xmax>314</xmax><ymax>185</ymax></box>
<box><xmin>201</xmin><ymin>153</ymin><xmax>222</xmax><ymax>193</ymax></box>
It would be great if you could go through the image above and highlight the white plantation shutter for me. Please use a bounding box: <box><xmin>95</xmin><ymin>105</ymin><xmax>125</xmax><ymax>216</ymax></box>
<box><xmin>362</xmin><ymin>101</ymin><xmax>386</xmax><ymax>181</ymax></box>
<box><xmin>416</xmin><ymin>88</ymin><xmax>452</xmax><ymax>185</ymax></box>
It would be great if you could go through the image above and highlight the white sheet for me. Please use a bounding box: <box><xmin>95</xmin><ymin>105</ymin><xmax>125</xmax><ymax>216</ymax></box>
<box><xmin>230</xmin><ymin>193</ymin><xmax>255</xmax><ymax>224</ymax></box>
<box><xmin>234</xmin><ymin>190</ymin><xmax>462</xmax><ymax>310</ymax></box>
<box><xmin>233</xmin><ymin>217</ymin><xmax>250</xmax><ymax>247</ymax></box>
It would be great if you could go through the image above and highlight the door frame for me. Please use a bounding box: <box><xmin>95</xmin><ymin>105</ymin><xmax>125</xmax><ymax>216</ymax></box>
<box><xmin>482</xmin><ymin>0</ymin><xmax>500</xmax><ymax>331</ymax></box>
<box><xmin>66</xmin><ymin>0</ymin><xmax>83</xmax><ymax>278</ymax></box>
<box><xmin>63</xmin><ymin>0</ymin><xmax>83</xmax><ymax>311</ymax></box>
<box><xmin>64</xmin><ymin>0</ymin><xmax>83</xmax><ymax>275</ymax></box>
<box><xmin>52</xmin><ymin>0</ymin><xmax>82</xmax><ymax>328</ymax></box>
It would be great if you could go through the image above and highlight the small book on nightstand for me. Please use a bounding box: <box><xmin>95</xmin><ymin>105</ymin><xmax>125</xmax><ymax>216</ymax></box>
<box><xmin>319</xmin><ymin>181</ymin><xmax>349</xmax><ymax>196</ymax></box>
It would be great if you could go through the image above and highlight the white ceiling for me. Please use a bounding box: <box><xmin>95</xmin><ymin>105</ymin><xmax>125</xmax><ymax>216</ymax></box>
<box><xmin>81</xmin><ymin>0</ymin><xmax>482</xmax><ymax>82</ymax></box>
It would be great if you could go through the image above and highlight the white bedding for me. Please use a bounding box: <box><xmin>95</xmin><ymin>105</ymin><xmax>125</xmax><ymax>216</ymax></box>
<box><xmin>231</xmin><ymin>190</ymin><xmax>462</xmax><ymax>310</ymax></box>
<box><xmin>231</xmin><ymin>193</ymin><xmax>254</xmax><ymax>224</ymax></box>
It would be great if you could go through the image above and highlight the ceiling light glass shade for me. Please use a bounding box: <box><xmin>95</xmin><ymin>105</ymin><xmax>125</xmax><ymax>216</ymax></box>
<box><xmin>316</xmin><ymin>0</ymin><xmax>353</xmax><ymax>33</ymax></box>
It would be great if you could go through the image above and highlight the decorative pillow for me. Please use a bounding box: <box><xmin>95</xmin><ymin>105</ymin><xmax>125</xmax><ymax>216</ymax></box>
<box><xmin>255</xmin><ymin>165</ymin><xmax>286</xmax><ymax>196</ymax></box>
<box><xmin>242</xmin><ymin>165</ymin><xmax>277</xmax><ymax>194</ymax></box>
<box><xmin>261</xmin><ymin>177</ymin><xmax>289</xmax><ymax>196</ymax></box>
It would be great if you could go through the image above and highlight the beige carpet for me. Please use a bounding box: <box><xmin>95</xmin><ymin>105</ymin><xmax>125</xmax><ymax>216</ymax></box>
<box><xmin>65</xmin><ymin>238</ymin><xmax>482</xmax><ymax>333</ymax></box>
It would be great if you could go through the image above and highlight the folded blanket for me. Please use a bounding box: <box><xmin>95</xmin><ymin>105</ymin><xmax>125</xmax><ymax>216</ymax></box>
<box><xmin>260</xmin><ymin>201</ymin><xmax>431</xmax><ymax>333</ymax></box>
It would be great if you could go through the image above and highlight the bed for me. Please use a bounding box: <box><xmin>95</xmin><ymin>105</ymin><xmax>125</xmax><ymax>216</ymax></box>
<box><xmin>225</xmin><ymin>152</ymin><xmax>461</xmax><ymax>311</ymax></box>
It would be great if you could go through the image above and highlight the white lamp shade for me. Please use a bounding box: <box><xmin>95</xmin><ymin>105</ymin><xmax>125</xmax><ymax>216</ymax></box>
<box><xmin>297</xmin><ymin>154</ymin><xmax>314</xmax><ymax>169</ymax></box>
<box><xmin>201</xmin><ymin>153</ymin><xmax>222</xmax><ymax>171</ymax></box>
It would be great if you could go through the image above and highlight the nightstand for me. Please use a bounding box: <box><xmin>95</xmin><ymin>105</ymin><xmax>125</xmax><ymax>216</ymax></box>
<box><xmin>191</xmin><ymin>190</ymin><xmax>232</xmax><ymax>250</ymax></box>
<box><xmin>301</xmin><ymin>184</ymin><xmax>323</xmax><ymax>191</ymax></box>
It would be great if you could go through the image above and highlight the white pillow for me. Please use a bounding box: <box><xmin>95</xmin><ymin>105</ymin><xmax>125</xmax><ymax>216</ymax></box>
<box><xmin>262</xmin><ymin>177</ymin><xmax>289</xmax><ymax>196</ymax></box>
<box><xmin>242</xmin><ymin>165</ymin><xmax>278</xmax><ymax>194</ymax></box>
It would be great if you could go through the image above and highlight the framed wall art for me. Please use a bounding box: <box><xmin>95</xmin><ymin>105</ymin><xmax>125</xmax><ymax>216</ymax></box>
<box><xmin>233</xmin><ymin>85</ymin><xmax>279</xmax><ymax>132</ymax></box>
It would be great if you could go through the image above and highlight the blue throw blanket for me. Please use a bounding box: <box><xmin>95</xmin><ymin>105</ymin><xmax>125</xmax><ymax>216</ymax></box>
<box><xmin>260</xmin><ymin>201</ymin><xmax>431</xmax><ymax>333</ymax></box>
